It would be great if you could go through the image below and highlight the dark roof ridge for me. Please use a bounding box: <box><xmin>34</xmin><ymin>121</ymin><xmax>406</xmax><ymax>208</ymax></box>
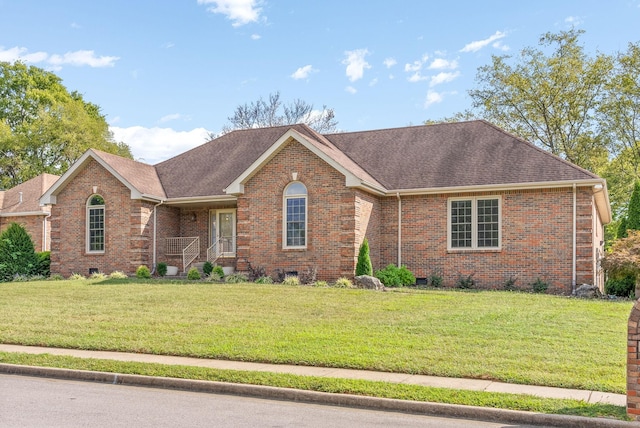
<box><xmin>325</xmin><ymin>120</ymin><xmax>481</xmax><ymax>137</ymax></box>
<box><xmin>478</xmin><ymin>120</ymin><xmax>600</xmax><ymax>180</ymax></box>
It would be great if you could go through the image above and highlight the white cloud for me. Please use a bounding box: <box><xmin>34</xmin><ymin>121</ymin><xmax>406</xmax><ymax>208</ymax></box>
<box><xmin>428</xmin><ymin>58</ymin><xmax>458</xmax><ymax>70</ymax></box>
<box><xmin>49</xmin><ymin>50</ymin><xmax>119</xmax><ymax>67</ymax></box>
<box><xmin>110</xmin><ymin>126</ymin><xmax>211</xmax><ymax>164</ymax></box>
<box><xmin>198</xmin><ymin>0</ymin><xmax>262</xmax><ymax>27</ymax></box>
<box><xmin>564</xmin><ymin>15</ymin><xmax>584</xmax><ymax>26</ymax></box>
<box><xmin>291</xmin><ymin>64</ymin><xmax>316</xmax><ymax>80</ymax></box>
<box><xmin>345</xmin><ymin>86</ymin><xmax>357</xmax><ymax>94</ymax></box>
<box><xmin>404</xmin><ymin>54</ymin><xmax>428</xmax><ymax>72</ymax></box>
<box><xmin>158</xmin><ymin>113</ymin><xmax>188</xmax><ymax>123</ymax></box>
<box><xmin>369</xmin><ymin>78</ymin><xmax>378</xmax><ymax>86</ymax></box>
<box><xmin>164</xmin><ymin>42</ymin><xmax>175</xmax><ymax>49</ymax></box>
<box><xmin>251</xmin><ymin>34</ymin><xmax>261</xmax><ymax>40</ymax></box>
<box><xmin>408</xmin><ymin>72</ymin><xmax>428</xmax><ymax>83</ymax></box>
<box><xmin>342</xmin><ymin>49</ymin><xmax>371</xmax><ymax>82</ymax></box>
<box><xmin>424</xmin><ymin>90</ymin><xmax>444</xmax><ymax>108</ymax></box>
<box><xmin>492</xmin><ymin>41</ymin><xmax>510</xmax><ymax>51</ymax></box>
<box><xmin>460</xmin><ymin>31</ymin><xmax>506</xmax><ymax>53</ymax></box>
<box><xmin>383</xmin><ymin>57</ymin><xmax>397</xmax><ymax>68</ymax></box>
<box><xmin>429</xmin><ymin>71</ymin><xmax>461</xmax><ymax>87</ymax></box>
<box><xmin>0</xmin><ymin>46</ymin><xmax>118</xmax><ymax>68</ymax></box>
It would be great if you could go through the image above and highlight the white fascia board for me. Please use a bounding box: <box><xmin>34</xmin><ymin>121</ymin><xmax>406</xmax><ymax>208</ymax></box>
<box><xmin>387</xmin><ymin>179</ymin><xmax>607</xmax><ymax>196</ymax></box>
<box><xmin>0</xmin><ymin>210</ymin><xmax>48</xmax><ymax>217</ymax></box>
<box><xmin>163</xmin><ymin>195</ymin><xmax>237</xmax><ymax>205</ymax></box>
<box><xmin>225</xmin><ymin>129</ymin><xmax>364</xmax><ymax>195</ymax></box>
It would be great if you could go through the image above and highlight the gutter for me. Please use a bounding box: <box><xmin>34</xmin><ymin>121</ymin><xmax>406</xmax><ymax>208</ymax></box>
<box><xmin>572</xmin><ymin>183</ymin><xmax>577</xmax><ymax>294</ymax></box>
<box><xmin>151</xmin><ymin>200</ymin><xmax>164</xmax><ymax>274</ymax></box>
<box><xmin>42</xmin><ymin>211</ymin><xmax>52</xmax><ymax>252</ymax></box>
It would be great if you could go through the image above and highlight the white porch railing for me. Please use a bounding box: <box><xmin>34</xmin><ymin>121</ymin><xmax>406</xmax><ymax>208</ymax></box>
<box><xmin>165</xmin><ymin>236</ymin><xmax>200</xmax><ymax>271</ymax></box>
<box><xmin>207</xmin><ymin>236</ymin><xmax>236</xmax><ymax>263</ymax></box>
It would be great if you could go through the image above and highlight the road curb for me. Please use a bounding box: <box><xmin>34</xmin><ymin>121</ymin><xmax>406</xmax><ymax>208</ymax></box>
<box><xmin>0</xmin><ymin>363</ymin><xmax>636</xmax><ymax>427</ymax></box>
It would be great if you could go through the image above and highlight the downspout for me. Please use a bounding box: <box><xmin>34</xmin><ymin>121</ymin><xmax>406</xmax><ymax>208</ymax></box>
<box><xmin>397</xmin><ymin>192</ymin><xmax>402</xmax><ymax>267</ymax></box>
<box><xmin>42</xmin><ymin>212</ymin><xmax>51</xmax><ymax>252</ymax></box>
<box><xmin>151</xmin><ymin>200</ymin><xmax>164</xmax><ymax>274</ymax></box>
<box><xmin>572</xmin><ymin>183</ymin><xmax>577</xmax><ymax>294</ymax></box>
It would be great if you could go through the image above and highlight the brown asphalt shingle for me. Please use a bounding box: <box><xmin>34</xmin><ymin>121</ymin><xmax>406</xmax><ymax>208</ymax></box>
<box><xmin>0</xmin><ymin>173</ymin><xmax>59</xmax><ymax>213</ymax></box>
<box><xmin>91</xmin><ymin>150</ymin><xmax>167</xmax><ymax>198</ymax></box>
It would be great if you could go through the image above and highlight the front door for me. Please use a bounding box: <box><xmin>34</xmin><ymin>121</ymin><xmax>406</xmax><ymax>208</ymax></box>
<box><xmin>210</xmin><ymin>209</ymin><xmax>236</xmax><ymax>257</ymax></box>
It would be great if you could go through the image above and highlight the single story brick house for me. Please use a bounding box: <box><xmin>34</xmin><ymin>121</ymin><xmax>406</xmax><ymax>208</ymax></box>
<box><xmin>0</xmin><ymin>173</ymin><xmax>59</xmax><ymax>252</ymax></box>
<box><xmin>40</xmin><ymin>120</ymin><xmax>610</xmax><ymax>293</ymax></box>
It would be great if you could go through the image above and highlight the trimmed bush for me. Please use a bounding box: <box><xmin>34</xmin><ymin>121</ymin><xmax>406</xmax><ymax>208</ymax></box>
<box><xmin>136</xmin><ymin>265</ymin><xmax>151</xmax><ymax>279</ymax></box>
<box><xmin>0</xmin><ymin>223</ymin><xmax>39</xmax><ymax>282</ymax></box>
<box><xmin>187</xmin><ymin>267</ymin><xmax>201</xmax><ymax>280</ymax></box>
<box><xmin>213</xmin><ymin>265</ymin><xmax>225</xmax><ymax>278</ymax></box>
<box><xmin>35</xmin><ymin>251</ymin><xmax>51</xmax><ymax>277</ymax></box>
<box><xmin>69</xmin><ymin>273</ymin><xmax>85</xmax><ymax>280</ymax></box>
<box><xmin>202</xmin><ymin>261</ymin><xmax>213</xmax><ymax>276</ymax></box>
<box><xmin>374</xmin><ymin>264</ymin><xmax>416</xmax><ymax>287</ymax></box>
<box><xmin>605</xmin><ymin>275</ymin><xmax>635</xmax><ymax>297</ymax></box>
<box><xmin>109</xmin><ymin>271</ymin><xmax>128</xmax><ymax>279</ymax></box>
<box><xmin>429</xmin><ymin>272</ymin><xmax>443</xmax><ymax>288</ymax></box>
<box><xmin>157</xmin><ymin>262</ymin><xmax>168</xmax><ymax>277</ymax></box>
<box><xmin>355</xmin><ymin>238</ymin><xmax>373</xmax><ymax>276</ymax></box>
<box><xmin>531</xmin><ymin>278</ymin><xmax>549</xmax><ymax>293</ymax></box>
<box><xmin>333</xmin><ymin>277</ymin><xmax>353</xmax><ymax>288</ymax></box>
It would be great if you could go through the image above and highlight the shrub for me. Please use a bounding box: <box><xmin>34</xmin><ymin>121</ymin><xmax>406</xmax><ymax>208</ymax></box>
<box><xmin>205</xmin><ymin>271</ymin><xmax>222</xmax><ymax>282</ymax></box>
<box><xmin>69</xmin><ymin>273</ymin><xmax>85</xmax><ymax>280</ymax></box>
<box><xmin>333</xmin><ymin>277</ymin><xmax>353</xmax><ymax>288</ymax></box>
<box><xmin>187</xmin><ymin>267</ymin><xmax>201</xmax><ymax>280</ymax></box>
<box><xmin>455</xmin><ymin>273</ymin><xmax>475</xmax><ymax>289</ymax></box>
<box><xmin>429</xmin><ymin>272</ymin><xmax>443</xmax><ymax>288</ymax></box>
<box><xmin>202</xmin><ymin>261</ymin><xmax>213</xmax><ymax>276</ymax></box>
<box><xmin>157</xmin><ymin>262</ymin><xmax>168</xmax><ymax>277</ymax></box>
<box><xmin>313</xmin><ymin>280</ymin><xmax>328</xmax><ymax>287</ymax></box>
<box><xmin>35</xmin><ymin>251</ymin><xmax>51</xmax><ymax>277</ymax></box>
<box><xmin>605</xmin><ymin>275</ymin><xmax>635</xmax><ymax>297</ymax></box>
<box><xmin>48</xmin><ymin>274</ymin><xmax>64</xmax><ymax>281</ymax></box>
<box><xmin>246</xmin><ymin>261</ymin><xmax>266</xmax><ymax>281</ymax></box>
<box><xmin>504</xmin><ymin>275</ymin><xmax>518</xmax><ymax>291</ymax></box>
<box><xmin>89</xmin><ymin>272</ymin><xmax>107</xmax><ymax>280</ymax></box>
<box><xmin>213</xmin><ymin>265</ymin><xmax>225</xmax><ymax>278</ymax></box>
<box><xmin>255</xmin><ymin>275</ymin><xmax>274</xmax><ymax>284</ymax></box>
<box><xmin>531</xmin><ymin>277</ymin><xmax>549</xmax><ymax>293</ymax></box>
<box><xmin>109</xmin><ymin>271</ymin><xmax>128</xmax><ymax>279</ymax></box>
<box><xmin>136</xmin><ymin>265</ymin><xmax>151</xmax><ymax>279</ymax></box>
<box><xmin>12</xmin><ymin>274</ymin><xmax>32</xmax><ymax>282</ymax></box>
<box><xmin>299</xmin><ymin>267</ymin><xmax>317</xmax><ymax>284</ymax></box>
<box><xmin>225</xmin><ymin>273</ymin><xmax>248</xmax><ymax>283</ymax></box>
<box><xmin>355</xmin><ymin>238</ymin><xmax>373</xmax><ymax>276</ymax></box>
<box><xmin>282</xmin><ymin>275</ymin><xmax>300</xmax><ymax>286</ymax></box>
<box><xmin>272</xmin><ymin>268</ymin><xmax>286</xmax><ymax>283</ymax></box>
<box><xmin>0</xmin><ymin>223</ymin><xmax>39</xmax><ymax>282</ymax></box>
<box><xmin>374</xmin><ymin>264</ymin><xmax>416</xmax><ymax>287</ymax></box>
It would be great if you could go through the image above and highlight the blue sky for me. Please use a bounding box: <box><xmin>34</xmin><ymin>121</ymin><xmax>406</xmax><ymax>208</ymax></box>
<box><xmin>2</xmin><ymin>0</ymin><xmax>639</xmax><ymax>164</ymax></box>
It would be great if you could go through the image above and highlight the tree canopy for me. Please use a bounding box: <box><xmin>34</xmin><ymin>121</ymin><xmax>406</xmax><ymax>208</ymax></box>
<box><xmin>0</xmin><ymin>61</ymin><xmax>131</xmax><ymax>189</ymax></box>
<box><xmin>221</xmin><ymin>91</ymin><xmax>338</xmax><ymax>134</ymax></box>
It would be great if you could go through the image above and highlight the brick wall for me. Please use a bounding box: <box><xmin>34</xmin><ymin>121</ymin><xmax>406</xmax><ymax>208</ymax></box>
<box><xmin>379</xmin><ymin>187</ymin><xmax>598</xmax><ymax>294</ymax></box>
<box><xmin>628</xmin><ymin>299</ymin><xmax>640</xmax><ymax>420</ymax></box>
<box><xmin>0</xmin><ymin>212</ymin><xmax>51</xmax><ymax>252</ymax></box>
<box><xmin>237</xmin><ymin>140</ymin><xmax>358</xmax><ymax>281</ymax></box>
<box><xmin>50</xmin><ymin>159</ymin><xmax>155</xmax><ymax>276</ymax></box>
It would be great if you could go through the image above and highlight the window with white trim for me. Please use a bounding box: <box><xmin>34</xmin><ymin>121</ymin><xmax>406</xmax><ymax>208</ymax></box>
<box><xmin>448</xmin><ymin>197</ymin><xmax>501</xmax><ymax>250</ymax></box>
<box><xmin>87</xmin><ymin>194</ymin><xmax>105</xmax><ymax>253</ymax></box>
<box><xmin>284</xmin><ymin>182</ymin><xmax>307</xmax><ymax>248</ymax></box>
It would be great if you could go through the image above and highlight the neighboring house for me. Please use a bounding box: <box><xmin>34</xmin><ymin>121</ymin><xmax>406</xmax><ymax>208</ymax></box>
<box><xmin>40</xmin><ymin>120</ymin><xmax>611</xmax><ymax>293</ymax></box>
<box><xmin>0</xmin><ymin>173</ymin><xmax>60</xmax><ymax>252</ymax></box>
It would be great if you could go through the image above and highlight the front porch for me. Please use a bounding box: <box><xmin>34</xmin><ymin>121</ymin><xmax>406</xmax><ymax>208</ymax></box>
<box><xmin>157</xmin><ymin>204</ymin><xmax>238</xmax><ymax>273</ymax></box>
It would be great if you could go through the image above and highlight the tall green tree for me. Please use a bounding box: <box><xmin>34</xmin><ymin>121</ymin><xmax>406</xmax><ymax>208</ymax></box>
<box><xmin>0</xmin><ymin>61</ymin><xmax>131</xmax><ymax>189</ymax></box>
<box><xmin>468</xmin><ymin>29</ymin><xmax>613</xmax><ymax>172</ymax></box>
<box><xmin>628</xmin><ymin>181</ymin><xmax>640</xmax><ymax>231</ymax></box>
<box><xmin>355</xmin><ymin>238</ymin><xmax>373</xmax><ymax>276</ymax></box>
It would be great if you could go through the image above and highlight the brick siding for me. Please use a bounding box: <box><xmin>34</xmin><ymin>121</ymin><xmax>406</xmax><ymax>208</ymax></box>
<box><xmin>0</xmin><ymin>212</ymin><xmax>51</xmax><ymax>252</ymax></box>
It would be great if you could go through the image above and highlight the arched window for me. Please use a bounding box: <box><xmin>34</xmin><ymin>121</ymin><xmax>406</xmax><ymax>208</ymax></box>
<box><xmin>283</xmin><ymin>182</ymin><xmax>307</xmax><ymax>248</ymax></box>
<box><xmin>87</xmin><ymin>194</ymin><xmax>105</xmax><ymax>253</ymax></box>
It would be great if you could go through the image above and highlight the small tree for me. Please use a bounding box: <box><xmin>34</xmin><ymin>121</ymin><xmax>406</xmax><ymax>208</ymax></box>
<box><xmin>602</xmin><ymin>230</ymin><xmax>640</xmax><ymax>297</ymax></box>
<box><xmin>355</xmin><ymin>238</ymin><xmax>373</xmax><ymax>276</ymax></box>
<box><xmin>629</xmin><ymin>181</ymin><xmax>640</xmax><ymax>231</ymax></box>
<box><xmin>0</xmin><ymin>223</ymin><xmax>38</xmax><ymax>281</ymax></box>
<box><xmin>618</xmin><ymin>216</ymin><xmax>629</xmax><ymax>239</ymax></box>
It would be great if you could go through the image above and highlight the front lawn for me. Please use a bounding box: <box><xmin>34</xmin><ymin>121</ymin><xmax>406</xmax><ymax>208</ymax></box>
<box><xmin>0</xmin><ymin>279</ymin><xmax>631</xmax><ymax>393</ymax></box>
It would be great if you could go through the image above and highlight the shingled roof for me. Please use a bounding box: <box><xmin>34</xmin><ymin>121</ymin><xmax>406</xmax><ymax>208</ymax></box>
<box><xmin>0</xmin><ymin>173</ymin><xmax>59</xmax><ymax>214</ymax></box>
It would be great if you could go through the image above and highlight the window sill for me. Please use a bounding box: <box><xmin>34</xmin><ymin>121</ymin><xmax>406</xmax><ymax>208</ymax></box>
<box><xmin>447</xmin><ymin>248</ymin><xmax>501</xmax><ymax>254</ymax></box>
<box><xmin>283</xmin><ymin>247</ymin><xmax>307</xmax><ymax>251</ymax></box>
<box><xmin>85</xmin><ymin>251</ymin><xmax>105</xmax><ymax>256</ymax></box>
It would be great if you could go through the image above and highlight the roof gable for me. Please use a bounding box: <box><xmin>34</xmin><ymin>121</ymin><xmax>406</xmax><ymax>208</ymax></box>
<box><xmin>40</xmin><ymin>150</ymin><xmax>165</xmax><ymax>204</ymax></box>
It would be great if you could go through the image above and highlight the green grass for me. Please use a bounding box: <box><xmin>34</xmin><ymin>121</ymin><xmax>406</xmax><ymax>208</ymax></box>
<box><xmin>0</xmin><ymin>352</ymin><xmax>627</xmax><ymax>420</ymax></box>
<box><xmin>0</xmin><ymin>279</ymin><xmax>631</xmax><ymax>394</ymax></box>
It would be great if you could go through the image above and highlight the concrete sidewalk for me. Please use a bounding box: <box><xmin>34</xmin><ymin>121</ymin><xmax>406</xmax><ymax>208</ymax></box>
<box><xmin>0</xmin><ymin>343</ymin><xmax>625</xmax><ymax>407</ymax></box>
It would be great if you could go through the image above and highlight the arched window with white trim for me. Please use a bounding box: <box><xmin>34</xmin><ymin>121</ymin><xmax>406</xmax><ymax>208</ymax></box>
<box><xmin>283</xmin><ymin>182</ymin><xmax>307</xmax><ymax>248</ymax></box>
<box><xmin>87</xmin><ymin>194</ymin><xmax>105</xmax><ymax>253</ymax></box>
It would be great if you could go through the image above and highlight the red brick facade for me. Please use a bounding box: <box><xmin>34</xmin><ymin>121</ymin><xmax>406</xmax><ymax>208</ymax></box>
<box><xmin>0</xmin><ymin>213</ymin><xmax>51</xmax><ymax>253</ymax></box>
<box><xmin>47</xmin><ymin>140</ymin><xmax>606</xmax><ymax>294</ymax></box>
